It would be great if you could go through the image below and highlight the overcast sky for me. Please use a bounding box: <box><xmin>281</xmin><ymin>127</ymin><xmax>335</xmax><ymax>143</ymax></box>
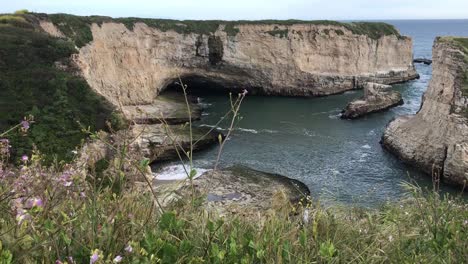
<box><xmin>2</xmin><ymin>0</ymin><xmax>468</xmax><ymax>20</ymax></box>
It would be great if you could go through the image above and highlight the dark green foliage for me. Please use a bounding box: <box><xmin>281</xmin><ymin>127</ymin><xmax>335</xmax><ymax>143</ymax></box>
<box><xmin>266</xmin><ymin>26</ymin><xmax>289</xmax><ymax>38</ymax></box>
<box><xmin>42</xmin><ymin>13</ymin><xmax>402</xmax><ymax>48</ymax></box>
<box><xmin>348</xmin><ymin>22</ymin><xmax>403</xmax><ymax>40</ymax></box>
<box><xmin>453</xmin><ymin>37</ymin><xmax>468</xmax><ymax>51</ymax></box>
<box><xmin>335</xmin><ymin>29</ymin><xmax>344</xmax><ymax>35</ymax></box>
<box><xmin>0</xmin><ymin>15</ymin><xmax>113</xmax><ymax>163</ymax></box>
<box><xmin>452</xmin><ymin>38</ymin><xmax>468</xmax><ymax>99</ymax></box>
<box><xmin>48</xmin><ymin>14</ymin><xmax>112</xmax><ymax>48</ymax></box>
<box><xmin>224</xmin><ymin>24</ymin><xmax>240</xmax><ymax>36</ymax></box>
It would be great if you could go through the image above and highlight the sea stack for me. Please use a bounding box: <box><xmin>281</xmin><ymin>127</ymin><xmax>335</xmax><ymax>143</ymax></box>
<box><xmin>382</xmin><ymin>37</ymin><xmax>468</xmax><ymax>187</ymax></box>
<box><xmin>341</xmin><ymin>82</ymin><xmax>403</xmax><ymax>119</ymax></box>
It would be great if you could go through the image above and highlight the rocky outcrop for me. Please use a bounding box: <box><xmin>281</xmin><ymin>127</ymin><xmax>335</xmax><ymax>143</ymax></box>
<box><xmin>382</xmin><ymin>37</ymin><xmax>468</xmax><ymax>188</ymax></box>
<box><xmin>40</xmin><ymin>16</ymin><xmax>418</xmax><ymax>106</ymax></box>
<box><xmin>132</xmin><ymin>124</ymin><xmax>220</xmax><ymax>162</ymax></box>
<box><xmin>341</xmin><ymin>82</ymin><xmax>403</xmax><ymax>119</ymax></box>
<box><xmin>122</xmin><ymin>92</ymin><xmax>201</xmax><ymax>124</ymax></box>
<box><xmin>155</xmin><ymin>165</ymin><xmax>310</xmax><ymax>215</ymax></box>
<box><xmin>414</xmin><ymin>58</ymin><xmax>433</xmax><ymax>65</ymax></box>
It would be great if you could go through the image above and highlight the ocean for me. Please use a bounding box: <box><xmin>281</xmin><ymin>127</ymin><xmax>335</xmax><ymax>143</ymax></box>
<box><xmin>153</xmin><ymin>20</ymin><xmax>468</xmax><ymax>206</ymax></box>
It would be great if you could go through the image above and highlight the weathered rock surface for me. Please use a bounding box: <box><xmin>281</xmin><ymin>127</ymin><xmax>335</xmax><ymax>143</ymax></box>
<box><xmin>40</xmin><ymin>17</ymin><xmax>418</xmax><ymax>106</ymax></box>
<box><xmin>382</xmin><ymin>37</ymin><xmax>468</xmax><ymax>187</ymax></box>
<box><xmin>132</xmin><ymin>124</ymin><xmax>220</xmax><ymax>163</ymax></box>
<box><xmin>341</xmin><ymin>82</ymin><xmax>403</xmax><ymax>119</ymax></box>
<box><xmin>122</xmin><ymin>92</ymin><xmax>201</xmax><ymax>124</ymax></box>
<box><xmin>155</xmin><ymin>165</ymin><xmax>310</xmax><ymax>215</ymax></box>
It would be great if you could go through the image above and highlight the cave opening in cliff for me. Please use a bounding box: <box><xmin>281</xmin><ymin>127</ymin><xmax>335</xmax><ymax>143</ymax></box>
<box><xmin>162</xmin><ymin>75</ymin><xmax>250</xmax><ymax>97</ymax></box>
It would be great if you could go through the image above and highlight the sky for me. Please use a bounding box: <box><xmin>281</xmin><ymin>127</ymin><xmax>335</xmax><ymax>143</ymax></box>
<box><xmin>1</xmin><ymin>0</ymin><xmax>468</xmax><ymax>20</ymax></box>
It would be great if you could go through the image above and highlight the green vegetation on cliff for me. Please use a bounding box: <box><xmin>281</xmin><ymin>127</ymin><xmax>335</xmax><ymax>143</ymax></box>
<box><xmin>38</xmin><ymin>13</ymin><xmax>403</xmax><ymax>48</ymax></box>
<box><xmin>0</xmin><ymin>14</ymin><xmax>114</xmax><ymax>163</ymax></box>
<box><xmin>452</xmin><ymin>38</ymin><xmax>468</xmax><ymax>99</ymax></box>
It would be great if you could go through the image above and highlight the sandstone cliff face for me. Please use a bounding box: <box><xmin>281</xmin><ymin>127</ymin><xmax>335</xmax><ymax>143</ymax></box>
<box><xmin>382</xmin><ymin>37</ymin><xmax>468</xmax><ymax>187</ymax></box>
<box><xmin>42</xmin><ymin>21</ymin><xmax>418</xmax><ymax>106</ymax></box>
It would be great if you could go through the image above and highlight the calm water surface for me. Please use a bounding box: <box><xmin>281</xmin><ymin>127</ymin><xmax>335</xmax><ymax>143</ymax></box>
<box><xmin>154</xmin><ymin>20</ymin><xmax>468</xmax><ymax>206</ymax></box>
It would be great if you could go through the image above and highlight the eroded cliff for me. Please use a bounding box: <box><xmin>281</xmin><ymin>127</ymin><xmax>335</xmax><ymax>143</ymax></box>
<box><xmin>382</xmin><ymin>37</ymin><xmax>468</xmax><ymax>187</ymax></box>
<box><xmin>39</xmin><ymin>15</ymin><xmax>418</xmax><ymax>106</ymax></box>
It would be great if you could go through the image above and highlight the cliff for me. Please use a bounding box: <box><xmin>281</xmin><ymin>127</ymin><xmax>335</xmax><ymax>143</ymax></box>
<box><xmin>38</xmin><ymin>14</ymin><xmax>418</xmax><ymax>106</ymax></box>
<box><xmin>382</xmin><ymin>37</ymin><xmax>468</xmax><ymax>187</ymax></box>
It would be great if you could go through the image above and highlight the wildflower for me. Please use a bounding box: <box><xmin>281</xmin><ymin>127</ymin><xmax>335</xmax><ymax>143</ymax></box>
<box><xmin>20</xmin><ymin>120</ymin><xmax>30</xmax><ymax>131</ymax></box>
<box><xmin>242</xmin><ymin>89</ymin><xmax>248</xmax><ymax>96</ymax></box>
<box><xmin>388</xmin><ymin>235</ymin><xmax>394</xmax><ymax>242</ymax></box>
<box><xmin>16</xmin><ymin>209</ymin><xmax>29</xmax><ymax>225</ymax></box>
<box><xmin>55</xmin><ymin>260</ymin><xmax>63</xmax><ymax>264</ymax></box>
<box><xmin>71</xmin><ymin>150</ymin><xmax>78</xmax><ymax>155</ymax></box>
<box><xmin>90</xmin><ymin>251</ymin><xmax>99</xmax><ymax>264</ymax></box>
<box><xmin>32</xmin><ymin>198</ymin><xmax>43</xmax><ymax>208</ymax></box>
<box><xmin>125</xmin><ymin>244</ymin><xmax>133</xmax><ymax>253</ymax></box>
<box><xmin>21</xmin><ymin>155</ymin><xmax>28</xmax><ymax>162</ymax></box>
<box><xmin>113</xmin><ymin>256</ymin><xmax>123</xmax><ymax>263</ymax></box>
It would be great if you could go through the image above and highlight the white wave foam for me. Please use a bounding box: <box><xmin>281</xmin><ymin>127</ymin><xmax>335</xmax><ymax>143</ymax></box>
<box><xmin>362</xmin><ymin>144</ymin><xmax>371</xmax><ymax>149</ymax></box>
<box><xmin>237</xmin><ymin>128</ymin><xmax>259</xmax><ymax>134</ymax></box>
<box><xmin>261</xmin><ymin>129</ymin><xmax>279</xmax><ymax>134</ymax></box>
<box><xmin>154</xmin><ymin>165</ymin><xmax>209</xmax><ymax>181</ymax></box>
<box><xmin>199</xmin><ymin>124</ymin><xmax>225</xmax><ymax>131</ymax></box>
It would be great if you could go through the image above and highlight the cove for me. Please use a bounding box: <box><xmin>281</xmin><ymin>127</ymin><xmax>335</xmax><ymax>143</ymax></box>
<box><xmin>155</xmin><ymin>62</ymin><xmax>462</xmax><ymax>207</ymax></box>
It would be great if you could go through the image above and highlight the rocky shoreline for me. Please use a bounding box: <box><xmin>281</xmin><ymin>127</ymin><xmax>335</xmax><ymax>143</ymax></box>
<box><xmin>155</xmin><ymin>165</ymin><xmax>310</xmax><ymax>214</ymax></box>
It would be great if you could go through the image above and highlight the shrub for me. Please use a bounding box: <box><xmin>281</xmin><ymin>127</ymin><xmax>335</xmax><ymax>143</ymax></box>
<box><xmin>0</xmin><ymin>16</ymin><xmax>114</xmax><ymax>164</ymax></box>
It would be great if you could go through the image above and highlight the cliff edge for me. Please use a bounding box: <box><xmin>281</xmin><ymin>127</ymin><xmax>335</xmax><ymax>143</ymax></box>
<box><xmin>37</xmin><ymin>14</ymin><xmax>418</xmax><ymax>106</ymax></box>
<box><xmin>382</xmin><ymin>37</ymin><xmax>468</xmax><ymax>188</ymax></box>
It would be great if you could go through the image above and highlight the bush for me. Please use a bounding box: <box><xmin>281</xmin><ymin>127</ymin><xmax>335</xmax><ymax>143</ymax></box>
<box><xmin>0</xmin><ymin>16</ymin><xmax>114</xmax><ymax>164</ymax></box>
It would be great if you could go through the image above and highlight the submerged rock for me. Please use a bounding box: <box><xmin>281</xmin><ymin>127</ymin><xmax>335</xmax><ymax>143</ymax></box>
<box><xmin>414</xmin><ymin>58</ymin><xmax>433</xmax><ymax>65</ymax></box>
<box><xmin>382</xmin><ymin>37</ymin><xmax>468</xmax><ymax>188</ymax></box>
<box><xmin>155</xmin><ymin>165</ymin><xmax>310</xmax><ymax>215</ymax></box>
<box><xmin>341</xmin><ymin>82</ymin><xmax>403</xmax><ymax>119</ymax></box>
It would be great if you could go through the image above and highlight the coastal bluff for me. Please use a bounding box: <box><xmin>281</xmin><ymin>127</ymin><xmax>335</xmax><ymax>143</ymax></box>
<box><xmin>382</xmin><ymin>37</ymin><xmax>468</xmax><ymax>187</ymax></box>
<box><xmin>38</xmin><ymin>14</ymin><xmax>419</xmax><ymax>106</ymax></box>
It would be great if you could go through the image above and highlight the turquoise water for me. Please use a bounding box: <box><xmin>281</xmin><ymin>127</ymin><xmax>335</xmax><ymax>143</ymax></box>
<box><xmin>155</xmin><ymin>20</ymin><xmax>468</xmax><ymax>206</ymax></box>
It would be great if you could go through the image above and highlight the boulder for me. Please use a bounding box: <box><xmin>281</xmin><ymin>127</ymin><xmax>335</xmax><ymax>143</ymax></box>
<box><xmin>155</xmin><ymin>165</ymin><xmax>310</xmax><ymax>215</ymax></box>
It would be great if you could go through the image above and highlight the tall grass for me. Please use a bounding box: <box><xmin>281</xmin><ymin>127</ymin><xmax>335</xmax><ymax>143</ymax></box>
<box><xmin>0</xmin><ymin>88</ymin><xmax>467</xmax><ymax>263</ymax></box>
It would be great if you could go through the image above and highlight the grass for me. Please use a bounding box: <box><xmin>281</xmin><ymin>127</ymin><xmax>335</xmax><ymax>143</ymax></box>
<box><xmin>0</xmin><ymin>152</ymin><xmax>467</xmax><ymax>263</ymax></box>
<box><xmin>0</xmin><ymin>14</ymin><xmax>114</xmax><ymax>163</ymax></box>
